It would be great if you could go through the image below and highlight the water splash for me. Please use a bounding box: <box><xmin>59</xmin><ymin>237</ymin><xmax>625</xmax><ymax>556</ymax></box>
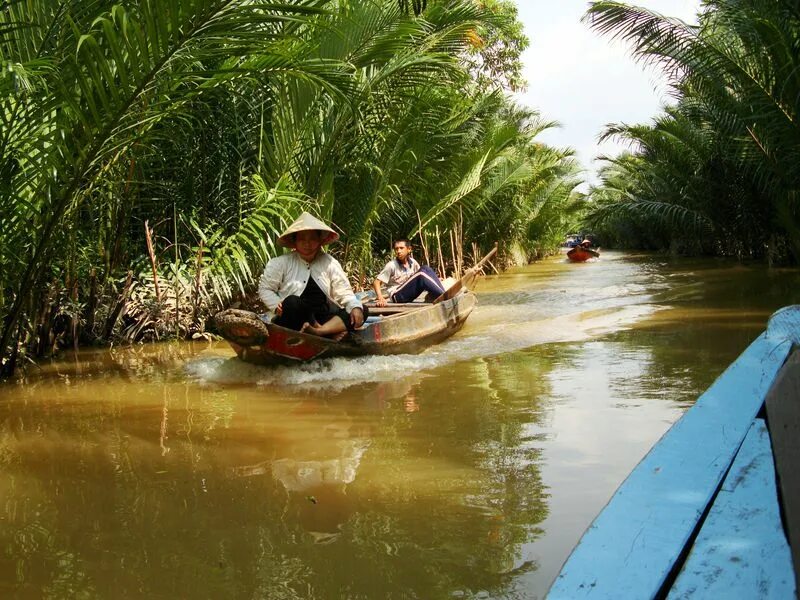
<box><xmin>185</xmin><ymin>252</ymin><xmax>670</xmax><ymax>389</ymax></box>
<box><xmin>185</xmin><ymin>302</ymin><xmax>663</xmax><ymax>391</ymax></box>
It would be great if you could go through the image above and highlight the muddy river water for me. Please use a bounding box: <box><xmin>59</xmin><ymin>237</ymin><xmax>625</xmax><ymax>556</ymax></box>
<box><xmin>2</xmin><ymin>251</ymin><xmax>799</xmax><ymax>599</ymax></box>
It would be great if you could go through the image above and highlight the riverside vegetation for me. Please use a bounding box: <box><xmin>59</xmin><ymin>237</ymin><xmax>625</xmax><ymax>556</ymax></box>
<box><xmin>584</xmin><ymin>0</ymin><xmax>800</xmax><ymax>262</ymax></box>
<box><xmin>2</xmin><ymin>0</ymin><xmax>798</xmax><ymax>377</ymax></box>
<box><xmin>0</xmin><ymin>0</ymin><xmax>583</xmax><ymax>376</ymax></box>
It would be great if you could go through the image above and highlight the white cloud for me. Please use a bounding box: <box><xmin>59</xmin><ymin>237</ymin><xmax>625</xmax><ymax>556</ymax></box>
<box><xmin>513</xmin><ymin>1</ymin><xmax>702</xmax><ymax>186</ymax></box>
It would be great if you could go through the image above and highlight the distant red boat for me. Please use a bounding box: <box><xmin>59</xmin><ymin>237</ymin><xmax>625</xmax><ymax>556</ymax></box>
<box><xmin>567</xmin><ymin>245</ymin><xmax>600</xmax><ymax>262</ymax></box>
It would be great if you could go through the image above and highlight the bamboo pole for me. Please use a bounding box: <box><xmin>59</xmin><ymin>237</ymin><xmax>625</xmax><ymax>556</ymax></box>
<box><xmin>436</xmin><ymin>225</ymin><xmax>445</xmax><ymax>278</ymax></box>
<box><xmin>83</xmin><ymin>268</ymin><xmax>98</xmax><ymax>343</ymax></box>
<box><xmin>432</xmin><ymin>244</ymin><xmax>498</xmax><ymax>304</ymax></box>
<box><xmin>416</xmin><ymin>210</ymin><xmax>431</xmax><ymax>266</ymax></box>
<box><xmin>192</xmin><ymin>241</ymin><xmax>204</xmax><ymax>328</ymax></box>
<box><xmin>144</xmin><ymin>220</ymin><xmax>161</xmax><ymax>303</ymax></box>
<box><xmin>457</xmin><ymin>207</ymin><xmax>464</xmax><ymax>277</ymax></box>
<box><xmin>71</xmin><ymin>278</ymin><xmax>79</xmax><ymax>353</ymax></box>
<box><xmin>449</xmin><ymin>229</ymin><xmax>458</xmax><ymax>278</ymax></box>
<box><xmin>173</xmin><ymin>204</ymin><xmax>180</xmax><ymax>338</ymax></box>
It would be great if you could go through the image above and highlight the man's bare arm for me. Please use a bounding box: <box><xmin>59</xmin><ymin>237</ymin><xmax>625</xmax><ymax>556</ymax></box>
<box><xmin>373</xmin><ymin>279</ymin><xmax>388</xmax><ymax>307</ymax></box>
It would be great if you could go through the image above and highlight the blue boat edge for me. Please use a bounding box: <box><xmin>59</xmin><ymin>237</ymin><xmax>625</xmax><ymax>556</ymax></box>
<box><xmin>546</xmin><ymin>304</ymin><xmax>800</xmax><ymax>599</ymax></box>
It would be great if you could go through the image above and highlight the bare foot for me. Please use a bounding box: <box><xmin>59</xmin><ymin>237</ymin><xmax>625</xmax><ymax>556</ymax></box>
<box><xmin>301</xmin><ymin>320</ymin><xmax>347</xmax><ymax>341</ymax></box>
<box><xmin>301</xmin><ymin>321</ymin><xmax>320</xmax><ymax>335</ymax></box>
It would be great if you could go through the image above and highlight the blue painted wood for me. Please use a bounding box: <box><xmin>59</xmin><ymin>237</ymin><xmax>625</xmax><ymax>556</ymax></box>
<box><xmin>767</xmin><ymin>304</ymin><xmax>800</xmax><ymax>343</ymax></box>
<box><xmin>668</xmin><ymin>419</ymin><xmax>796</xmax><ymax>599</ymax></box>
<box><xmin>547</xmin><ymin>332</ymin><xmax>794</xmax><ymax>600</ymax></box>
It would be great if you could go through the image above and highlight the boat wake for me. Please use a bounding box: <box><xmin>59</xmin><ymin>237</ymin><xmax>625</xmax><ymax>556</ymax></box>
<box><xmin>185</xmin><ymin>301</ymin><xmax>664</xmax><ymax>391</ymax></box>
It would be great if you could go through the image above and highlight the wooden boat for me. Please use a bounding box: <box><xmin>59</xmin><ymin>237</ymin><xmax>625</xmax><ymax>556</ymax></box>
<box><xmin>566</xmin><ymin>245</ymin><xmax>599</xmax><ymax>262</ymax></box>
<box><xmin>214</xmin><ymin>292</ymin><xmax>476</xmax><ymax>365</ymax></box>
<box><xmin>548</xmin><ymin>305</ymin><xmax>800</xmax><ymax>598</ymax></box>
<box><xmin>214</xmin><ymin>247</ymin><xmax>497</xmax><ymax>366</ymax></box>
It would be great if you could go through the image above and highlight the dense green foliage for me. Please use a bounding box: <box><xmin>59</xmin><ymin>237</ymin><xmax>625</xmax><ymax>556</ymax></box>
<box><xmin>0</xmin><ymin>0</ymin><xmax>581</xmax><ymax>374</ymax></box>
<box><xmin>583</xmin><ymin>0</ymin><xmax>800</xmax><ymax>261</ymax></box>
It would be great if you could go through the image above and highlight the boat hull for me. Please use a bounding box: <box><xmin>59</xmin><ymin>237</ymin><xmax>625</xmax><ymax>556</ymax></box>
<box><xmin>214</xmin><ymin>292</ymin><xmax>477</xmax><ymax>365</ymax></box>
<box><xmin>547</xmin><ymin>305</ymin><xmax>800</xmax><ymax>599</ymax></box>
<box><xmin>567</xmin><ymin>246</ymin><xmax>599</xmax><ymax>262</ymax></box>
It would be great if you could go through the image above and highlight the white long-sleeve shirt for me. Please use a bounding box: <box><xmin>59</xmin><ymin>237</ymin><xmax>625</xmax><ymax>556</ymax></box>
<box><xmin>258</xmin><ymin>251</ymin><xmax>363</xmax><ymax>314</ymax></box>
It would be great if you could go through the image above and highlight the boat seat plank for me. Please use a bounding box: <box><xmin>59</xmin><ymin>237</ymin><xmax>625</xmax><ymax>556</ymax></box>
<box><xmin>365</xmin><ymin>304</ymin><xmax>429</xmax><ymax>316</ymax></box>
<box><xmin>547</xmin><ymin>332</ymin><xmax>794</xmax><ymax>599</ymax></box>
<box><xmin>765</xmin><ymin>349</ymin><xmax>800</xmax><ymax>581</ymax></box>
<box><xmin>668</xmin><ymin>419</ymin><xmax>796</xmax><ymax>599</ymax></box>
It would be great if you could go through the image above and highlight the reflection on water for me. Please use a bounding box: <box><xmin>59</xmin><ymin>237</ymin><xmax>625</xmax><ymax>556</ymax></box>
<box><xmin>233</xmin><ymin>405</ymin><xmax>371</xmax><ymax>544</ymax></box>
<box><xmin>1</xmin><ymin>252</ymin><xmax>800</xmax><ymax>598</ymax></box>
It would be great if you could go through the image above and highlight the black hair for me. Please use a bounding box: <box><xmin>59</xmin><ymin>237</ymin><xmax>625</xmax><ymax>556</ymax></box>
<box><xmin>393</xmin><ymin>238</ymin><xmax>412</xmax><ymax>248</ymax></box>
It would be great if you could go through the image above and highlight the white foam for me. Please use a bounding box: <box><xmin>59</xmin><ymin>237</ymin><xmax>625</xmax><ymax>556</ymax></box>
<box><xmin>185</xmin><ymin>349</ymin><xmax>446</xmax><ymax>391</ymax></box>
<box><xmin>184</xmin><ymin>303</ymin><xmax>664</xmax><ymax>391</ymax></box>
<box><xmin>186</xmin><ymin>251</ymin><xmax>666</xmax><ymax>390</ymax></box>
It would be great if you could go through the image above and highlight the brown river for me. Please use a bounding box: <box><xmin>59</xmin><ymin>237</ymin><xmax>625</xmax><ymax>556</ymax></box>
<box><xmin>2</xmin><ymin>251</ymin><xmax>799</xmax><ymax>599</ymax></box>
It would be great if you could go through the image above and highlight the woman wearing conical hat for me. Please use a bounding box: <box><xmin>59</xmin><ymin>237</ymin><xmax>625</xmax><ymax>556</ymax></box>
<box><xmin>258</xmin><ymin>212</ymin><xmax>367</xmax><ymax>338</ymax></box>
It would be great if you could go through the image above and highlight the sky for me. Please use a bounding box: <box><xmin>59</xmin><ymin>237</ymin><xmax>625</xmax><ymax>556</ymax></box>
<box><xmin>513</xmin><ymin>1</ymin><xmax>702</xmax><ymax>186</ymax></box>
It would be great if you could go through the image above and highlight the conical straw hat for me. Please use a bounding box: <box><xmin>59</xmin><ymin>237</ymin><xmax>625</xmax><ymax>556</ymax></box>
<box><xmin>277</xmin><ymin>212</ymin><xmax>340</xmax><ymax>248</ymax></box>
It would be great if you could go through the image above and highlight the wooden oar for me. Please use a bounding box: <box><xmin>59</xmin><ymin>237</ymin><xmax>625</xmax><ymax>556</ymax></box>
<box><xmin>432</xmin><ymin>244</ymin><xmax>498</xmax><ymax>305</ymax></box>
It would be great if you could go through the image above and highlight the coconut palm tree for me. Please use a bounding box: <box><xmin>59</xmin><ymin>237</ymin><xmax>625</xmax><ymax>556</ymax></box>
<box><xmin>1</xmin><ymin>0</ymin><xmax>581</xmax><ymax>374</ymax></box>
<box><xmin>0</xmin><ymin>0</ymin><xmax>339</xmax><ymax>373</ymax></box>
<box><xmin>583</xmin><ymin>0</ymin><xmax>800</xmax><ymax>260</ymax></box>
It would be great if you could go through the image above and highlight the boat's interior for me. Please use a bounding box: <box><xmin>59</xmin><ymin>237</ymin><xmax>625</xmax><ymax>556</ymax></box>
<box><xmin>362</xmin><ymin>302</ymin><xmax>430</xmax><ymax>319</ymax></box>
